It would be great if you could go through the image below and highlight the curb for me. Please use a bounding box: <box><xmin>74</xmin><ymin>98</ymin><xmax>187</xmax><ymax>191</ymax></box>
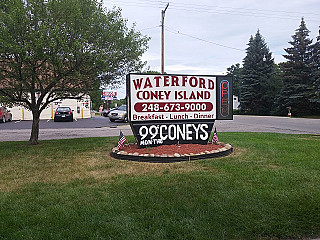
<box><xmin>110</xmin><ymin>143</ymin><xmax>233</xmax><ymax>163</ymax></box>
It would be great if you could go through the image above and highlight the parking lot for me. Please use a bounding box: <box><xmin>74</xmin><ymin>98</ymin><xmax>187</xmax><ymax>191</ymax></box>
<box><xmin>0</xmin><ymin>116</ymin><xmax>131</xmax><ymax>142</ymax></box>
<box><xmin>0</xmin><ymin>115</ymin><xmax>319</xmax><ymax>142</ymax></box>
<box><xmin>0</xmin><ymin>116</ymin><xmax>127</xmax><ymax>130</ymax></box>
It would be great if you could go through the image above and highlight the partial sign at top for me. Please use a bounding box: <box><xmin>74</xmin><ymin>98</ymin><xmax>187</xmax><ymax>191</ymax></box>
<box><xmin>101</xmin><ymin>90</ymin><xmax>117</xmax><ymax>100</ymax></box>
<box><xmin>128</xmin><ymin>74</ymin><xmax>217</xmax><ymax>121</ymax></box>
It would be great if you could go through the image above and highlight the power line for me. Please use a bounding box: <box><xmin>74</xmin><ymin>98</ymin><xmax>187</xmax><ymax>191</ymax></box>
<box><xmin>165</xmin><ymin>26</ymin><xmax>245</xmax><ymax>52</ymax></box>
<box><xmin>107</xmin><ymin>0</ymin><xmax>320</xmax><ymax>22</ymax></box>
<box><xmin>138</xmin><ymin>26</ymin><xmax>160</xmax><ymax>31</ymax></box>
<box><xmin>136</xmin><ymin>24</ymin><xmax>245</xmax><ymax>51</ymax></box>
<box><xmin>166</xmin><ymin>5</ymin><xmax>319</xmax><ymax>22</ymax></box>
<box><xmin>159</xmin><ymin>1</ymin><xmax>320</xmax><ymax>17</ymax></box>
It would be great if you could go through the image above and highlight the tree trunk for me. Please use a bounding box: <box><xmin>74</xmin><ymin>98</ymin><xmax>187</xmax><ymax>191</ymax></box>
<box><xmin>29</xmin><ymin>111</ymin><xmax>40</xmax><ymax>145</ymax></box>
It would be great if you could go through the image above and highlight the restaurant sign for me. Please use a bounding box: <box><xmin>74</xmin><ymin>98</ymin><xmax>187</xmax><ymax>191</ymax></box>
<box><xmin>127</xmin><ymin>73</ymin><xmax>232</xmax><ymax>147</ymax></box>
<box><xmin>101</xmin><ymin>90</ymin><xmax>117</xmax><ymax>100</ymax></box>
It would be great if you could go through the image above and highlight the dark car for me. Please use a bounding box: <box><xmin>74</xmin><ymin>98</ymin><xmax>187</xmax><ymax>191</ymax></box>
<box><xmin>54</xmin><ymin>107</ymin><xmax>73</xmax><ymax>122</ymax></box>
<box><xmin>108</xmin><ymin>105</ymin><xmax>127</xmax><ymax>122</ymax></box>
<box><xmin>0</xmin><ymin>107</ymin><xmax>12</xmax><ymax>123</ymax></box>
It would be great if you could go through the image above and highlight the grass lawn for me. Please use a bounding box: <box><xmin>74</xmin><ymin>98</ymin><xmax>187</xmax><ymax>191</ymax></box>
<box><xmin>1</xmin><ymin>133</ymin><xmax>320</xmax><ymax>240</ymax></box>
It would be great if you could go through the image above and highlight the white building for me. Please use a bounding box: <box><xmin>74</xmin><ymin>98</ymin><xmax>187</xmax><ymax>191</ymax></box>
<box><xmin>233</xmin><ymin>95</ymin><xmax>240</xmax><ymax>110</ymax></box>
<box><xmin>9</xmin><ymin>95</ymin><xmax>92</xmax><ymax>120</ymax></box>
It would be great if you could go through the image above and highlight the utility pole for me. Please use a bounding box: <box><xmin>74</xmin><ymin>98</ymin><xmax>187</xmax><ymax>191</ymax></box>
<box><xmin>161</xmin><ymin>3</ymin><xmax>169</xmax><ymax>74</ymax></box>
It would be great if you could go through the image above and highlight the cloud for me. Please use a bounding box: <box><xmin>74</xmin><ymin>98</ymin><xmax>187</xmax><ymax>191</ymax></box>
<box><xmin>103</xmin><ymin>0</ymin><xmax>320</xmax><ymax>93</ymax></box>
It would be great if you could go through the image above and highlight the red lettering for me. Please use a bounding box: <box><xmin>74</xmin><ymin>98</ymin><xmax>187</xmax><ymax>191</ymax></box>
<box><xmin>150</xmin><ymin>91</ymin><xmax>158</xmax><ymax>99</ymax></box>
<box><xmin>172</xmin><ymin>76</ymin><xmax>179</xmax><ymax>86</ymax></box>
<box><xmin>137</xmin><ymin>91</ymin><xmax>143</xmax><ymax>99</ymax></box>
<box><xmin>222</xmin><ymin>98</ymin><xmax>228</xmax><ymax>105</ymax></box>
<box><xmin>221</xmin><ymin>89</ymin><xmax>228</xmax><ymax>98</ymax></box>
<box><xmin>163</xmin><ymin>76</ymin><xmax>170</xmax><ymax>86</ymax></box>
<box><xmin>164</xmin><ymin>91</ymin><xmax>171</xmax><ymax>99</ymax></box>
<box><xmin>154</xmin><ymin>76</ymin><xmax>161</xmax><ymax>87</ymax></box>
<box><xmin>182</xmin><ymin>76</ymin><xmax>188</xmax><ymax>86</ymax></box>
<box><xmin>136</xmin><ymin>91</ymin><xmax>171</xmax><ymax>100</ymax></box>
<box><xmin>189</xmin><ymin>91</ymin><xmax>196</xmax><ymax>99</ymax></box>
<box><xmin>208</xmin><ymin>79</ymin><xmax>215</xmax><ymax>89</ymax></box>
<box><xmin>189</xmin><ymin>77</ymin><xmax>198</xmax><ymax>87</ymax></box>
<box><xmin>133</xmin><ymin>78</ymin><xmax>143</xmax><ymax>90</ymax></box>
<box><xmin>144</xmin><ymin>77</ymin><xmax>152</xmax><ymax>88</ymax></box>
<box><xmin>142</xmin><ymin>91</ymin><xmax>149</xmax><ymax>99</ymax></box>
<box><xmin>221</xmin><ymin>82</ymin><xmax>229</xmax><ymax>91</ymax></box>
<box><xmin>199</xmin><ymin>78</ymin><xmax>206</xmax><ymax>88</ymax></box>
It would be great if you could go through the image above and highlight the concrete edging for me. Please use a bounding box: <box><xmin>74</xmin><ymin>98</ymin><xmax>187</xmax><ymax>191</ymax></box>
<box><xmin>110</xmin><ymin>143</ymin><xmax>233</xmax><ymax>163</ymax></box>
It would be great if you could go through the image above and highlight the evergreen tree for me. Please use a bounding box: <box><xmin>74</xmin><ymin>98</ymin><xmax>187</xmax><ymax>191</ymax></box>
<box><xmin>240</xmin><ymin>30</ymin><xmax>275</xmax><ymax>115</ymax></box>
<box><xmin>310</xmin><ymin>28</ymin><xmax>320</xmax><ymax>110</ymax></box>
<box><xmin>274</xmin><ymin>18</ymin><xmax>314</xmax><ymax>116</ymax></box>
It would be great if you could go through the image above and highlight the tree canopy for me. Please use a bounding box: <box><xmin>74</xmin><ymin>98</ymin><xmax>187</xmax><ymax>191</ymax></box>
<box><xmin>226</xmin><ymin>63</ymin><xmax>242</xmax><ymax>97</ymax></box>
<box><xmin>310</xmin><ymin>28</ymin><xmax>320</xmax><ymax>106</ymax></box>
<box><xmin>240</xmin><ymin>30</ymin><xmax>276</xmax><ymax>115</ymax></box>
<box><xmin>273</xmin><ymin>18</ymin><xmax>317</xmax><ymax>116</ymax></box>
<box><xmin>227</xmin><ymin>19</ymin><xmax>319</xmax><ymax>117</ymax></box>
<box><xmin>0</xmin><ymin>0</ymin><xmax>149</xmax><ymax>144</ymax></box>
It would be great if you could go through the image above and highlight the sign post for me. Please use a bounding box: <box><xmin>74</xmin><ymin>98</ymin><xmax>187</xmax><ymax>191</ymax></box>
<box><xmin>127</xmin><ymin>73</ymin><xmax>232</xmax><ymax>147</ymax></box>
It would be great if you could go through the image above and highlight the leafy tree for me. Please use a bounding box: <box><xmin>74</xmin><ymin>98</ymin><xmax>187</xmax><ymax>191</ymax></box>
<box><xmin>240</xmin><ymin>30</ymin><xmax>275</xmax><ymax>115</ymax></box>
<box><xmin>89</xmin><ymin>80</ymin><xmax>103</xmax><ymax>111</ymax></box>
<box><xmin>226</xmin><ymin>63</ymin><xmax>242</xmax><ymax>97</ymax></box>
<box><xmin>111</xmin><ymin>98</ymin><xmax>126</xmax><ymax>108</ymax></box>
<box><xmin>0</xmin><ymin>0</ymin><xmax>149</xmax><ymax>144</ymax></box>
<box><xmin>142</xmin><ymin>70</ymin><xmax>163</xmax><ymax>74</ymax></box>
<box><xmin>274</xmin><ymin>18</ymin><xmax>315</xmax><ymax>116</ymax></box>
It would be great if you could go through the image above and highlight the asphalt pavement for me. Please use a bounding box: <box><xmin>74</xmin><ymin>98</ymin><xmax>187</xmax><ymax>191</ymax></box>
<box><xmin>0</xmin><ymin>115</ymin><xmax>319</xmax><ymax>142</ymax></box>
<box><xmin>215</xmin><ymin>115</ymin><xmax>320</xmax><ymax>134</ymax></box>
<box><xmin>0</xmin><ymin>116</ymin><xmax>127</xmax><ymax>129</ymax></box>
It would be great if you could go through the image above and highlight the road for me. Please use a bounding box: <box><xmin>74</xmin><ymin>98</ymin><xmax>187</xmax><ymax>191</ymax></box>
<box><xmin>0</xmin><ymin>115</ymin><xmax>319</xmax><ymax>142</ymax></box>
<box><xmin>215</xmin><ymin>115</ymin><xmax>320</xmax><ymax>134</ymax></box>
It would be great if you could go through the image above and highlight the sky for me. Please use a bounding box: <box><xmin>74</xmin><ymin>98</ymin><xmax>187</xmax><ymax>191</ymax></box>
<box><xmin>102</xmin><ymin>0</ymin><xmax>320</xmax><ymax>99</ymax></box>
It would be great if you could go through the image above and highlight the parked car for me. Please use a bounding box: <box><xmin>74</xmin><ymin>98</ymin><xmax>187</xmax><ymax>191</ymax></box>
<box><xmin>54</xmin><ymin>107</ymin><xmax>73</xmax><ymax>122</ymax></box>
<box><xmin>108</xmin><ymin>105</ymin><xmax>127</xmax><ymax>122</ymax></box>
<box><xmin>0</xmin><ymin>107</ymin><xmax>12</xmax><ymax>123</ymax></box>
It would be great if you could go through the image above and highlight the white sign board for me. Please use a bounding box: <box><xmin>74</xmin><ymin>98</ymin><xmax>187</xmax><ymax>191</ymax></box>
<box><xmin>101</xmin><ymin>90</ymin><xmax>117</xmax><ymax>100</ymax></box>
<box><xmin>129</xmin><ymin>74</ymin><xmax>216</xmax><ymax>121</ymax></box>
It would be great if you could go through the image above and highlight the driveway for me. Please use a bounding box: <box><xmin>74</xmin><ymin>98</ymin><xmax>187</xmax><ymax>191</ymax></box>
<box><xmin>0</xmin><ymin>115</ymin><xmax>319</xmax><ymax>142</ymax></box>
<box><xmin>215</xmin><ymin>115</ymin><xmax>320</xmax><ymax>134</ymax></box>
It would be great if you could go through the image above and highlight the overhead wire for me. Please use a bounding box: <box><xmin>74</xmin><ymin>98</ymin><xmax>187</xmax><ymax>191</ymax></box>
<box><xmin>138</xmin><ymin>25</ymin><xmax>160</xmax><ymax>31</ymax></box>
<box><xmin>106</xmin><ymin>0</ymin><xmax>319</xmax><ymax>51</ymax></box>
<box><xmin>136</xmin><ymin>24</ymin><xmax>245</xmax><ymax>52</ymax></box>
<box><xmin>158</xmin><ymin>1</ymin><xmax>320</xmax><ymax>17</ymax></box>
<box><xmin>165</xmin><ymin>26</ymin><xmax>245</xmax><ymax>51</ymax></box>
<box><xmin>108</xmin><ymin>0</ymin><xmax>320</xmax><ymax>22</ymax></box>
